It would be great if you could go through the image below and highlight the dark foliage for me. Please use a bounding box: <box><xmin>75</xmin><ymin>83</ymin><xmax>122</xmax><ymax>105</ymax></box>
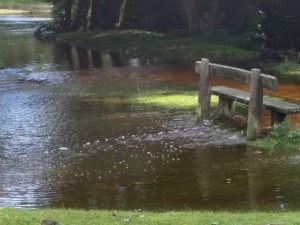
<box><xmin>44</xmin><ymin>0</ymin><xmax>300</xmax><ymax>51</ymax></box>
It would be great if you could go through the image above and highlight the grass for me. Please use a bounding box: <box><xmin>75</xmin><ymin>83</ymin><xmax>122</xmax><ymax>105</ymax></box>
<box><xmin>76</xmin><ymin>82</ymin><xmax>219</xmax><ymax>112</ymax></box>
<box><xmin>2</xmin><ymin>208</ymin><xmax>300</xmax><ymax>225</ymax></box>
<box><xmin>0</xmin><ymin>0</ymin><xmax>51</xmax><ymax>16</ymax></box>
<box><xmin>0</xmin><ymin>9</ymin><xmax>28</xmax><ymax>14</ymax></box>
<box><xmin>133</xmin><ymin>90</ymin><xmax>219</xmax><ymax>122</ymax></box>
<box><xmin>267</xmin><ymin>57</ymin><xmax>300</xmax><ymax>75</ymax></box>
<box><xmin>57</xmin><ymin>30</ymin><xmax>300</xmax><ymax>76</ymax></box>
<box><xmin>132</xmin><ymin>90</ymin><xmax>300</xmax><ymax>151</ymax></box>
<box><xmin>248</xmin><ymin>120</ymin><xmax>300</xmax><ymax>150</ymax></box>
<box><xmin>134</xmin><ymin>90</ymin><xmax>219</xmax><ymax>110</ymax></box>
<box><xmin>0</xmin><ymin>0</ymin><xmax>44</xmax><ymax>6</ymax></box>
<box><xmin>135</xmin><ymin>91</ymin><xmax>199</xmax><ymax>109</ymax></box>
<box><xmin>80</xmin><ymin>89</ymin><xmax>198</xmax><ymax>110</ymax></box>
<box><xmin>0</xmin><ymin>0</ymin><xmax>50</xmax><ymax>13</ymax></box>
<box><xmin>57</xmin><ymin>30</ymin><xmax>260</xmax><ymax>64</ymax></box>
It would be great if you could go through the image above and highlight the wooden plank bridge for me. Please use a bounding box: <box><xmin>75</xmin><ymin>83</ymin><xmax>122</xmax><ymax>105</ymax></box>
<box><xmin>195</xmin><ymin>58</ymin><xmax>300</xmax><ymax>141</ymax></box>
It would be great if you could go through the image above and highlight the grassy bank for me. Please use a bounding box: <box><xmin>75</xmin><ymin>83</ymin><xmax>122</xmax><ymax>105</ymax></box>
<box><xmin>0</xmin><ymin>0</ymin><xmax>51</xmax><ymax>15</ymax></box>
<box><xmin>0</xmin><ymin>9</ymin><xmax>28</xmax><ymax>14</ymax></box>
<box><xmin>267</xmin><ymin>58</ymin><xmax>300</xmax><ymax>76</ymax></box>
<box><xmin>57</xmin><ymin>30</ymin><xmax>300</xmax><ymax>75</ymax></box>
<box><xmin>2</xmin><ymin>208</ymin><xmax>300</xmax><ymax>225</ymax></box>
<box><xmin>0</xmin><ymin>1</ymin><xmax>51</xmax><ymax>17</ymax></box>
<box><xmin>248</xmin><ymin>120</ymin><xmax>300</xmax><ymax>151</ymax></box>
<box><xmin>0</xmin><ymin>0</ymin><xmax>44</xmax><ymax>6</ymax></box>
<box><xmin>58</xmin><ymin>30</ymin><xmax>260</xmax><ymax>64</ymax></box>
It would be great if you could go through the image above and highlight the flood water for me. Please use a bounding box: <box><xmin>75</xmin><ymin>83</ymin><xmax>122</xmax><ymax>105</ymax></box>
<box><xmin>1</xmin><ymin>12</ymin><xmax>300</xmax><ymax>211</ymax></box>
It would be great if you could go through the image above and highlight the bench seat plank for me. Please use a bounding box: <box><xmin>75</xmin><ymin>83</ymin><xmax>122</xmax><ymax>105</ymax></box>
<box><xmin>211</xmin><ymin>86</ymin><xmax>300</xmax><ymax>114</ymax></box>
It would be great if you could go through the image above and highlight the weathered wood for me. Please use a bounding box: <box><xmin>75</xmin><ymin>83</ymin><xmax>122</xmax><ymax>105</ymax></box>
<box><xmin>217</xmin><ymin>97</ymin><xmax>234</xmax><ymax>119</ymax></box>
<box><xmin>211</xmin><ymin>86</ymin><xmax>250</xmax><ymax>104</ymax></box>
<box><xmin>195</xmin><ymin>61</ymin><xmax>278</xmax><ymax>91</ymax></box>
<box><xmin>211</xmin><ymin>86</ymin><xmax>300</xmax><ymax>115</ymax></box>
<box><xmin>198</xmin><ymin>58</ymin><xmax>211</xmax><ymax>122</ymax></box>
<box><xmin>271</xmin><ymin>112</ymin><xmax>287</xmax><ymax>127</ymax></box>
<box><xmin>260</xmin><ymin>74</ymin><xmax>278</xmax><ymax>92</ymax></box>
<box><xmin>195</xmin><ymin>58</ymin><xmax>300</xmax><ymax>141</ymax></box>
<box><xmin>247</xmin><ymin>69</ymin><xmax>263</xmax><ymax>141</ymax></box>
<box><xmin>262</xmin><ymin>95</ymin><xmax>300</xmax><ymax>114</ymax></box>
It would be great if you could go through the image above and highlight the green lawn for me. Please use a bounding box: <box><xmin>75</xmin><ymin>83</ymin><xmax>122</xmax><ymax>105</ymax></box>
<box><xmin>1</xmin><ymin>208</ymin><xmax>300</xmax><ymax>225</ymax></box>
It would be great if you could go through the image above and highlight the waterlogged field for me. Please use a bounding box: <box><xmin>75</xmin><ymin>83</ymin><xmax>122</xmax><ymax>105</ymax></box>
<box><xmin>1</xmin><ymin>12</ymin><xmax>300</xmax><ymax>212</ymax></box>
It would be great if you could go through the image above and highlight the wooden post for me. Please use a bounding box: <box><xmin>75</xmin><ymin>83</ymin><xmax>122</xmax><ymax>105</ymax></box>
<box><xmin>216</xmin><ymin>97</ymin><xmax>234</xmax><ymax>119</ymax></box>
<box><xmin>271</xmin><ymin>112</ymin><xmax>287</xmax><ymax>127</ymax></box>
<box><xmin>197</xmin><ymin>58</ymin><xmax>211</xmax><ymax>123</ymax></box>
<box><xmin>247</xmin><ymin>69</ymin><xmax>263</xmax><ymax>141</ymax></box>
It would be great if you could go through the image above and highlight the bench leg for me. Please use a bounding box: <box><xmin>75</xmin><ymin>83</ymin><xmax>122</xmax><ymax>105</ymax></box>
<box><xmin>216</xmin><ymin>97</ymin><xmax>234</xmax><ymax>119</ymax></box>
<box><xmin>271</xmin><ymin>112</ymin><xmax>287</xmax><ymax>127</ymax></box>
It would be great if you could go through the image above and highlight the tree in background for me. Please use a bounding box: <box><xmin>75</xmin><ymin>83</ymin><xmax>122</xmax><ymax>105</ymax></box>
<box><xmin>124</xmin><ymin>0</ymin><xmax>182</xmax><ymax>32</ymax></box>
<box><xmin>72</xmin><ymin>0</ymin><xmax>92</xmax><ymax>30</ymax></box>
<box><xmin>261</xmin><ymin>0</ymin><xmax>300</xmax><ymax>51</ymax></box>
<box><xmin>62</xmin><ymin>0</ymin><xmax>74</xmax><ymax>31</ymax></box>
<box><xmin>46</xmin><ymin>0</ymin><xmax>127</xmax><ymax>31</ymax></box>
<box><xmin>90</xmin><ymin>0</ymin><xmax>102</xmax><ymax>29</ymax></box>
<box><xmin>101</xmin><ymin>0</ymin><xmax>127</xmax><ymax>29</ymax></box>
<box><xmin>45</xmin><ymin>0</ymin><xmax>300</xmax><ymax>51</ymax></box>
<box><xmin>179</xmin><ymin>0</ymin><xmax>202</xmax><ymax>34</ymax></box>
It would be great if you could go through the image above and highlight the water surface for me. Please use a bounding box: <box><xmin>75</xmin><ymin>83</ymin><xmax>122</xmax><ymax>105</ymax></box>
<box><xmin>0</xmin><ymin>13</ymin><xmax>300</xmax><ymax>211</ymax></box>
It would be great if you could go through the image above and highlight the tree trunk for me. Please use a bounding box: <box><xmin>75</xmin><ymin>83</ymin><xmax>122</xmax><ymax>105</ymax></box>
<box><xmin>179</xmin><ymin>0</ymin><xmax>202</xmax><ymax>34</ymax></box>
<box><xmin>63</xmin><ymin>0</ymin><xmax>74</xmax><ymax>31</ymax></box>
<box><xmin>72</xmin><ymin>0</ymin><xmax>92</xmax><ymax>31</ymax></box>
<box><xmin>208</xmin><ymin>0</ymin><xmax>220</xmax><ymax>28</ymax></box>
<box><xmin>226</xmin><ymin>0</ymin><xmax>253</xmax><ymax>32</ymax></box>
<box><xmin>101</xmin><ymin>0</ymin><xmax>127</xmax><ymax>29</ymax></box>
<box><xmin>90</xmin><ymin>0</ymin><xmax>103</xmax><ymax>29</ymax></box>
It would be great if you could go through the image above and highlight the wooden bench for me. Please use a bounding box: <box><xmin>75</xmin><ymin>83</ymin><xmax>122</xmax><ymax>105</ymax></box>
<box><xmin>211</xmin><ymin>86</ymin><xmax>300</xmax><ymax>125</ymax></box>
<box><xmin>195</xmin><ymin>58</ymin><xmax>300</xmax><ymax>141</ymax></box>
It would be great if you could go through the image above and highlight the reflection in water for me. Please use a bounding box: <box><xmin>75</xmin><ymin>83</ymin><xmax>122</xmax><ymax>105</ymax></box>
<box><xmin>76</xmin><ymin>46</ymin><xmax>90</xmax><ymax>70</ymax></box>
<box><xmin>1</xmin><ymin>13</ymin><xmax>300</xmax><ymax>211</ymax></box>
<box><xmin>110</xmin><ymin>51</ymin><xmax>128</xmax><ymax>67</ymax></box>
<box><xmin>91</xmin><ymin>50</ymin><xmax>103</xmax><ymax>68</ymax></box>
<box><xmin>53</xmin><ymin>42</ymin><xmax>148</xmax><ymax>70</ymax></box>
<box><xmin>247</xmin><ymin>148</ymin><xmax>263</xmax><ymax>209</ymax></box>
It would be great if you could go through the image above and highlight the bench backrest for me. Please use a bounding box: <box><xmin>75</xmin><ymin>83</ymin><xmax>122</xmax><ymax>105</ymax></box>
<box><xmin>195</xmin><ymin>61</ymin><xmax>278</xmax><ymax>91</ymax></box>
